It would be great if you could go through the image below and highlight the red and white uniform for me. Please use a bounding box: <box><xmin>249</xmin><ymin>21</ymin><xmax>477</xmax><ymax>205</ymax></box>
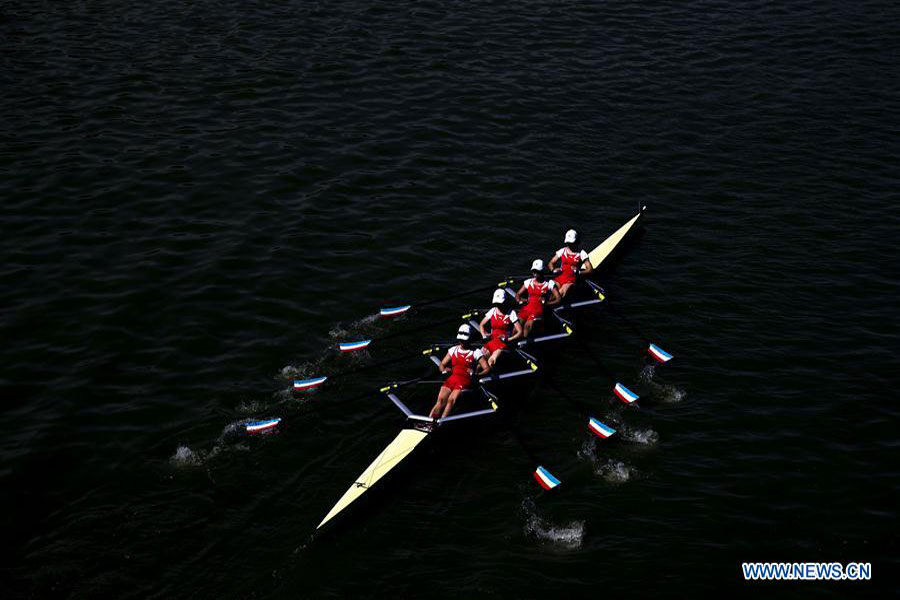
<box><xmin>482</xmin><ymin>307</ymin><xmax>518</xmax><ymax>354</ymax></box>
<box><xmin>443</xmin><ymin>344</ymin><xmax>486</xmax><ymax>390</ymax></box>
<box><xmin>518</xmin><ymin>278</ymin><xmax>557</xmax><ymax>322</ymax></box>
<box><xmin>553</xmin><ymin>247</ymin><xmax>589</xmax><ymax>286</ymax></box>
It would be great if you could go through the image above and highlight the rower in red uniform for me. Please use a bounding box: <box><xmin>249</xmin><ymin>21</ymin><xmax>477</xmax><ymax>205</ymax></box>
<box><xmin>514</xmin><ymin>259</ymin><xmax>562</xmax><ymax>337</ymax></box>
<box><xmin>478</xmin><ymin>288</ymin><xmax>524</xmax><ymax>366</ymax></box>
<box><xmin>548</xmin><ymin>228</ymin><xmax>593</xmax><ymax>298</ymax></box>
<box><xmin>430</xmin><ymin>324</ymin><xmax>491</xmax><ymax>420</ymax></box>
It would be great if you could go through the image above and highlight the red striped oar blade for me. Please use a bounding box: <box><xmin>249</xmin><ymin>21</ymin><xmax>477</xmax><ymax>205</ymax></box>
<box><xmin>533</xmin><ymin>466</ymin><xmax>561</xmax><ymax>490</ymax></box>
<box><xmin>648</xmin><ymin>343</ymin><xmax>673</xmax><ymax>363</ymax></box>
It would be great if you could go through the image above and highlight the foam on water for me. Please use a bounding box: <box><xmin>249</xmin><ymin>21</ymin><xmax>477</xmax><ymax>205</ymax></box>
<box><xmin>235</xmin><ymin>399</ymin><xmax>270</xmax><ymax>415</ymax></box>
<box><xmin>620</xmin><ymin>425</ymin><xmax>659</xmax><ymax>446</ymax></box>
<box><xmin>640</xmin><ymin>365</ymin><xmax>686</xmax><ymax>404</ymax></box>
<box><xmin>521</xmin><ymin>498</ymin><xmax>585</xmax><ymax>550</ymax></box>
<box><xmin>170</xmin><ymin>418</ymin><xmax>272</xmax><ymax>468</ymax></box>
<box><xmin>329</xmin><ymin>313</ymin><xmax>383</xmax><ymax>340</ymax></box>
<box><xmin>169</xmin><ymin>445</ymin><xmax>207</xmax><ymax>468</ymax></box>
<box><xmin>280</xmin><ymin>359</ymin><xmax>326</xmax><ymax>380</ymax></box>
<box><xmin>599</xmin><ymin>459</ymin><xmax>636</xmax><ymax>484</ymax></box>
<box><xmin>577</xmin><ymin>441</ymin><xmax>638</xmax><ymax>484</ymax></box>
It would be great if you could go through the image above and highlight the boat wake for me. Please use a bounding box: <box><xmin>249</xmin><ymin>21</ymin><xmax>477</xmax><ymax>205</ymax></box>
<box><xmin>577</xmin><ymin>441</ymin><xmax>638</xmax><ymax>484</ymax></box>
<box><xmin>169</xmin><ymin>442</ymin><xmax>247</xmax><ymax>468</ymax></box>
<box><xmin>522</xmin><ymin>498</ymin><xmax>585</xmax><ymax>550</ymax></box>
<box><xmin>619</xmin><ymin>425</ymin><xmax>659</xmax><ymax>446</ymax></box>
<box><xmin>328</xmin><ymin>313</ymin><xmax>381</xmax><ymax>340</ymax></box>
<box><xmin>281</xmin><ymin>346</ymin><xmax>373</xmax><ymax>387</ymax></box>
<box><xmin>235</xmin><ymin>398</ymin><xmax>270</xmax><ymax>415</ymax></box>
<box><xmin>280</xmin><ymin>358</ymin><xmax>327</xmax><ymax>381</ymax></box>
<box><xmin>598</xmin><ymin>459</ymin><xmax>636</xmax><ymax>484</ymax></box>
<box><xmin>640</xmin><ymin>365</ymin><xmax>686</xmax><ymax>403</ymax></box>
<box><xmin>169</xmin><ymin>419</ymin><xmax>273</xmax><ymax>468</ymax></box>
<box><xmin>170</xmin><ymin>444</ymin><xmax>209</xmax><ymax>467</ymax></box>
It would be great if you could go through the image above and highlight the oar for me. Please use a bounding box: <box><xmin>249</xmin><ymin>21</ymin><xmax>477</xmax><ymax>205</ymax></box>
<box><xmin>377</xmin><ymin>278</ymin><xmax>516</xmax><ymax>317</ymax></box>
<box><xmin>544</xmin><ymin>378</ymin><xmax>618</xmax><ymax>441</ymax></box>
<box><xmin>378</xmin><ymin>372</ymin><xmax>439</xmax><ymax>393</ymax></box>
<box><xmin>337</xmin><ymin>279</ymin><xmax>518</xmax><ymax>353</ymax></box>
<box><xmin>479</xmin><ymin>384</ymin><xmax>563</xmax><ymax>491</ymax></box>
<box><xmin>611</xmin><ymin>304</ymin><xmax>673</xmax><ymax>363</ymax></box>
<box><xmin>574</xmin><ymin>338</ymin><xmax>642</xmax><ymax>405</ymax></box>
<box><xmin>518</xmin><ymin>344</ymin><xmax>618</xmax><ymax>438</ymax></box>
<box><xmin>293</xmin><ymin>345</ymin><xmax>445</xmax><ymax>392</ymax></box>
<box><xmin>588</xmin><ymin>281</ymin><xmax>675</xmax><ymax>364</ymax></box>
<box><xmin>335</xmin><ymin>310</ymin><xmax>481</xmax><ymax>353</ymax></box>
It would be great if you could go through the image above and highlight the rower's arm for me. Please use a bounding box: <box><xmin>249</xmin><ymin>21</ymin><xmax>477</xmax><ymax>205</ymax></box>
<box><xmin>548</xmin><ymin>254</ymin><xmax>559</xmax><ymax>270</ymax></box>
<box><xmin>439</xmin><ymin>352</ymin><xmax>452</xmax><ymax>373</ymax></box>
<box><xmin>547</xmin><ymin>285</ymin><xmax>562</xmax><ymax>306</ymax></box>
<box><xmin>476</xmin><ymin>356</ymin><xmax>491</xmax><ymax>376</ymax></box>
<box><xmin>508</xmin><ymin>320</ymin><xmax>524</xmax><ymax>341</ymax></box>
<box><xmin>514</xmin><ymin>283</ymin><xmax>527</xmax><ymax>303</ymax></box>
<box><xmin>580</xmin><ymin>260</ymin><xmax>593</xmax><ymax>275</ymax></box>
<box><xmin>478</xmin><ymin>313</ymin><xmax>491</xmax><ymax>338</ymax></box>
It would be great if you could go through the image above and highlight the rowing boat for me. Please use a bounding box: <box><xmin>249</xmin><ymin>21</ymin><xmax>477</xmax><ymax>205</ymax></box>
<box><xmin>315</xmin><ymin>206</ymin><xmax>647</xmax><ymax>530</ymax></box>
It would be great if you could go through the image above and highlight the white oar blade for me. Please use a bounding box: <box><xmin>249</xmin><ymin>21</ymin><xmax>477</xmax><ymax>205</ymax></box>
<box><xmin>339</xmin><ymin>340</ymin><xmax>372</xmax><ymax>352</ymax></box>
<box><xmin>380</xmin><ymin>305</ymin><xmax>411</xmax><ymax>317</ymax></box>
<box><xmin>533</xmin><ymin>466</ymin><xmax>561</xmax><ymax>490</ymax></box>
<box><xmin>648</xmin><ymin>343</ymin><xmax>673</xmax><ymax>363</ymax></box>
<box><xmin>613</xmin><ymin>383</ymin><xmax>639</xmax><ymax>404</ymax></box>
<box><xmin>588</xmin><ymin>417</ymin><xmax>616</xmax><ymax>439</ymax></box>
<box><xmin>293</xmin><ymin>376</ymin><xmax>327</xmax><ymax>391</ymax></box>
<box><xmin>246</xmin><ymin>418</ymin><xmax>281</xmax><ymax>434</ymax></box>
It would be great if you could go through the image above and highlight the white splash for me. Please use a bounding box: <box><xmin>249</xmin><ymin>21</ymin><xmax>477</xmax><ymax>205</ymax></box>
<box><xmin>170</xmin><ymin>445</ymin><xmax>205</xmax><ymax>467</ymax></box>
<box><xmin>577</xmin><ymin>441</ymin><xmax>638</xmax><ymax>484</ymax></box>
<box><xmin>598</xmin><ymin>459</ymin><xmax>634</xmax><ymax>484</ymax></box>
<box><xmin>521</xmin><ymin>498</ymin><xmax>585</xmax><ymax>549</ymax></box>
<box><xmin>640</xmin><ymin>365</ymin><xmax>686</xmax><ymax>403</ymax></box>
<box><xmin>525</xmin><ymin>514</ymin><xmax>586</xmax><ymax>549</ymax></box>
<box><xmin>329</xmin><ymin>313</ymin><xmax>381</xmax><ymax>340</ymax></box>
<box><xmin>235</xmin><ymin>399</ymin><xmax>268</xmax><ymax>415</ymax></box>
<box><xmin>620</xmin><ymin>426</ymin><xmax>659</xmax><ymax>446</ymax></box>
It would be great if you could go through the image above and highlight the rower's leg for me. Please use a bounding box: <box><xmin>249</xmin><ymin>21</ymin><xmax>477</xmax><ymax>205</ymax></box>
<box><xmin>488</xmin><ymin>348</ymin><xmax>503</xmax><ymax>367</ymax></box>
<box><xmin>442</xmin><ymin>389</ymin><xmax>464</xmax><ymax>418</ymax></box>
<box><xmin>523</xmin><ymin>318</ymin><xmax>534</xmax><ymax>337</ymax></box>
<box><xmin>559</xmin><ymin>282</ymin><xmax>573</xmax><ymax>297</ymax></box>
<box><xmin>430</xmin><ymin>386</ymin><xmax>452</xmax><ymax>419</ymax></box>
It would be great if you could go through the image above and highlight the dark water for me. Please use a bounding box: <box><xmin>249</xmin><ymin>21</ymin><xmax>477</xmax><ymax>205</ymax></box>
<box><xmin>3</xmin><ymin>0</ymin><xmax>898</xmax><ymax>597</ymax></box>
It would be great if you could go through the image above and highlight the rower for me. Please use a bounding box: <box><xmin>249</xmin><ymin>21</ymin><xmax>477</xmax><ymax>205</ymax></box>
<box><xmin>478</xmin><ymin>288</ymin><xmax>524</xmax><ymax>367</ymax></box>
<box><xmin>514</xmin><ymin>259</ymin><xmax>562</xmax><ymax>337</ymax></box>
<box><xmin>429</xmin><ymin>324</ymin><xmax>491</xmax><ymax>420</ymax></box>
<box><xmin>548</xmin><ymin>228</ymin><xmax>592</xmax><ymax>298</ymax></box>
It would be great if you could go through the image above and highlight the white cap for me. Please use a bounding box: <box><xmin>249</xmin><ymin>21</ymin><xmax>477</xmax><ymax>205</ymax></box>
<box><xmin>456</xmin><ymin>324</ymin><xmax>472</xmax><ymax>341</ymax></box>
<box><xmin>564</xmin><ymin>229</ymin><xmax>578</xmax><ymax>244</ymax></box>
<box><xmin>492</xmin><ymin>289</ymin><xmax>507</xmax><ymax>304</ymax></box>
<box><xmin>531</xmin><ymin>259</ymin><xmax>544</xmax><ymax>272</ymax></box>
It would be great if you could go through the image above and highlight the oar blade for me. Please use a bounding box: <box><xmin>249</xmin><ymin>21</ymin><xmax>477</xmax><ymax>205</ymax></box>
<box><xmin>339</xmin><ymin>340</ymin><xmax>372</xmax><ymax>352</ymax></box>
<box><xmin>533</xmin><ymin>466</ymin><xmax>561</xmax><ymax>490</ymax></box>
<box><xmin>648</xmin><ymin>343</ymin><xmax>673</xmax><ymax>363</ymax></box>
<box><xmin>380</xmin><ymin>305</ymin><xmax>411</xmax><ymax>317</ymax></box>
<box><xmin>588</xmin><ymin>417</ymin><xmax>616</xmax><ymax>439</ymax></box>
<box><xmin>613</xmin><ymin>383</ymin><xmax>639</xmax><ymax>404</ymax></box>
<box><xmin>293</xmin><ymin>376</ymin><xmax>328</xmax><ymax>391</ymax></box>
<box><xmin>246</xmin><ymin>418</ymin><xmax>282</xmax><ymax>434</ymax></box>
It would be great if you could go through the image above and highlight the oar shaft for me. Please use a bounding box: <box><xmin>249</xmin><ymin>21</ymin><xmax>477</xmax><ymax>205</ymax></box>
<box><xmin>604</xmin><ymin>298</ymin><xmax>650</xmax><ymax>343</ymax></box>
<box><xmin>412</xmin><ymin>279</ymin><xmax>514</xmax><ymax>309</ymax></box>
<box><xmin>479</xmin><ymin>386</ymin><xmax>546</xmax><ymax>466</ymax></box>
<box><xmin>374</xmin><ymin>312</ymin><xmax>477</xmax><ymax>343</ymax></box>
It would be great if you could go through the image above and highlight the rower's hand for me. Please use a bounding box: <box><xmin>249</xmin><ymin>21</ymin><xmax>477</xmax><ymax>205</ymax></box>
<box><xmin>500</xmin><ymin>335</ymin><xmax>508</xmax><ymax>342</ymax></box>
<box><xmin>441</xmin><ymin>369</ymin><xmax>450</xmax><ymax>375</ymax></box>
